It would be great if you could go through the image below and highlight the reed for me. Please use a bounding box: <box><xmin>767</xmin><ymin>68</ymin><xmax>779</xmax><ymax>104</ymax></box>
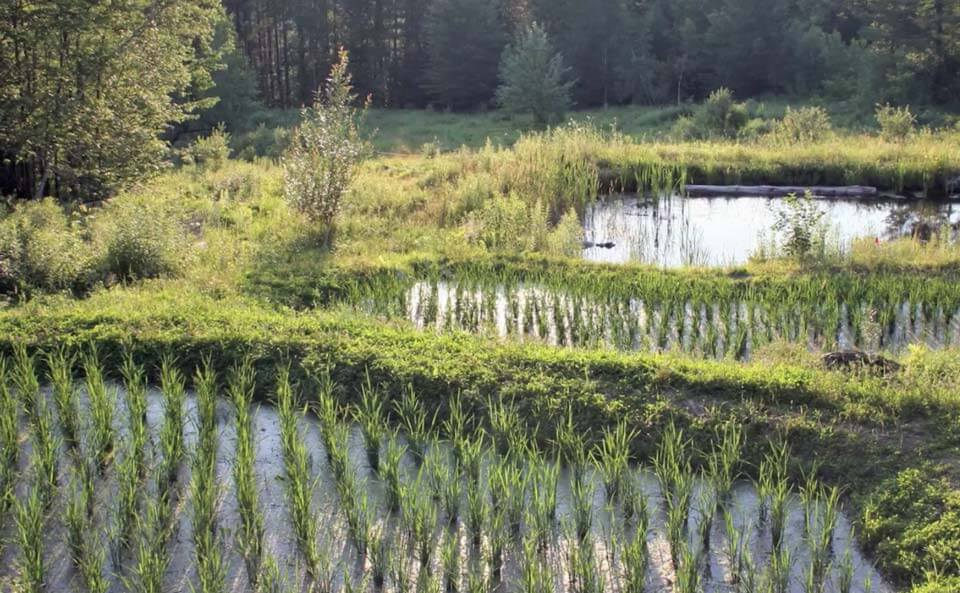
<box><xmin>14</xmin><ymin>481</ymin><xmax>45</xmax><ymax>593</ymax></box>
<box><xmin>83</xmin><ymin>348</ymin><xmax>115</xmax><ymax>471</ymax></box>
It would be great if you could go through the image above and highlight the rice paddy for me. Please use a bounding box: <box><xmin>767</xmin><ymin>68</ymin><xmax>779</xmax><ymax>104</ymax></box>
<box><xmin>331</xmin><ymin>272</ymin><xmax>960</xmax><ymax>360</ymax></box>
<box><xmin>0</xmin><ymin>350</ymin><xmax>892</xmax><ymax>593</ymax></box>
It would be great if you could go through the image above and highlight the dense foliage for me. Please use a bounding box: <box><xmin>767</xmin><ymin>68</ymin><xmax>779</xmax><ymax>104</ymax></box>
<box><xmin>0</xmin><ymin>0</ymin><xmax>224</xmax><ymax>201</ymax></box>
<box><xmin>219</xmin><ymin>0</ymin><xmax>960</xmax><ymax>110</ymax></box>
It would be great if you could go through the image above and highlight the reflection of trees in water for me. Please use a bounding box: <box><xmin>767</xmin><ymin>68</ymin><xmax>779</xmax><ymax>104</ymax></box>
<box><xmin>883</xmin><ymin>203</ymin><xmax>959</xmax><ymax>241</ymax></box>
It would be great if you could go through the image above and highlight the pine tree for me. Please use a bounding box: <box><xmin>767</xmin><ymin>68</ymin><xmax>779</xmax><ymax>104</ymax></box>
<box><xmin>495</xmin><ymin>23</ymin><xmax>574</xmax><ymax>124</ymax></box>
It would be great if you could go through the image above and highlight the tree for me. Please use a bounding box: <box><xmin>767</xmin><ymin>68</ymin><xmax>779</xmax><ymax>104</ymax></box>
<box><xmin>423</xmin><ymin>0</ymin><xmax>507</xmax><ymax>109</ymax></box>
<box><xmin>0</xmin><ymin>0</ymin><xmax>223</xmax><ymax>201</ymax></box>
<box><xmin>283</xmin><ymin>50</ymin><xmax>368</xmax><ymax>245</ymax></box>
<box><xmin>495</xmin><ymin>24</ymin><xmax>574</xmax><ymax>124</ymax></box>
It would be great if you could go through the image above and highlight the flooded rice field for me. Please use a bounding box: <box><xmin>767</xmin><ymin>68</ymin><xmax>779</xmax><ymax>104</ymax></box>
<box><xmin>0</xmin><ymin>382</ymin><xmax>892</xmax><ymax>593</ymax></box>
<box><xmin>396</xmin><ymin>281</ymin><xmax>959</xmax><ymax>359</ymax></box>
<box><xmin>583</xmin><ymin>195</ymin><xmax>960</xmax><ymax>267</ymax></box>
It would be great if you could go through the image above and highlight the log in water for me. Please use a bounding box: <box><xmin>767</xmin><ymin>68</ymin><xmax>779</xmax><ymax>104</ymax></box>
<box><xmin>685</xmin><ymin>185</ymin><xmax>880</xmax><ymax>198</ymax></box>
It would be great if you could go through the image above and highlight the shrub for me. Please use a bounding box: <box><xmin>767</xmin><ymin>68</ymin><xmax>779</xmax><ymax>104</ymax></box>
<box><xmin>283</xmin><ymin>49</ymin><xmax>368</xmax><ymax>245</ymax></box>
<box><xmin>771</xmin><ymin>191</ymin><xmax>827</xmax><ymax>260</ymax></box>
<box><xmin>876</xmin><ymin>104</ymin><xmax>916</xmax><ymax>142</ymax></box>
<box><xmin>771</xmin><ymin>106</ymin><xmax>833</xmax><ymax>144</ymax></box>
<box><xmin>0</xmin><ymin>199</ymin><xmax>93</xmax><ymax>295</ymax></box>
<box><xmin>861</xmin><ymin>469</ymin><xmax>960</xmax><ymax>583</ymax></box>
<box><xmin>183</xmin><ymin>125</ymin><xmax>231</xmax><ymax>171</ymax></box>
<box><xmin>495</xmin><ymin>23</ymin><xmax>574</xmax><ymax>125</ymax></box>
<box><xmin>235</xmin><ymin>124</ymin><xmax>291</xmax><ymax>161</ymax></box>
<box><xmin>97</xmin><ymin>195</ymin><xmax>186</xmax><ymax>281</ymax></box>
<box><xmin>672</xmin><ymin>88</ymin><xmax>749</xmax><ymax>140</ymax></box>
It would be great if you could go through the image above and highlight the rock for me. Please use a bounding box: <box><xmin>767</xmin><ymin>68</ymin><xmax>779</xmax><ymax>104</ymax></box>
<box><xmin>822</xmin><ymin>351</ymin><xmax>902</xmax><ymax>374</ymax></box>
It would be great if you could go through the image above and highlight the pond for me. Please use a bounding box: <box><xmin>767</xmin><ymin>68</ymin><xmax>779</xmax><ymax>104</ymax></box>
<box><xmin>583</xmin><ymin>194</ymin><xmax>960</xmax><ymax>267</ymax></box>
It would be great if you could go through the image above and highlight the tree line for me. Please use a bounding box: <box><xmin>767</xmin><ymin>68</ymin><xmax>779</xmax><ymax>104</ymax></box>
<box><xmin>223</xmin><ymin>0</ymin><xmax>960</xmax><ymax>110</ymax></box>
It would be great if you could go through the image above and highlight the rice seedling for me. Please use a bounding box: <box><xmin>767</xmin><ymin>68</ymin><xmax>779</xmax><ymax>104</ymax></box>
<box><xmin>567</xmin><ymin>527</ymin><xmax>603</xmax><ymax>593</ymax></box>
<box><xmin>766</xmin><ymin>543</ymin><xmax>792</xmax><ymax>593</ymax></box>
<box><xmin>416</xmin><ymin>571</ymin><xmax>441</xmax><ymax>593</ymax></box>
<box><xmin>458</xmin><ymin>430</ymin><xmax>484</xmax><ymax>487</ymax></box>
<box><xmin>465</xmin><ymin>568</ymin><xmax>490</xmax><ymax>593</ymax></box>
<box><xmin>403</xmin><ymin>476</ymin><xmax>438</xmax><ymax>565</ymax></box>
<box><xmin>47</xmin><ymin>347</ymin><xmax>80</xmax><ymax>451</ymax></box>
<box><xmin>312</xmin><ymin>366</ymin><xmax>341</xmax><ymax>463</ymax></box>
<box><xmin>129</xmin><ymin>495</ymin><xmax>173</xmax><ymax>593</ymax></box>
<box><xmin>723</xmin><ymin>508</ymin><xmax>750</xmax><ymax>586</ymax></box>
<box><xmin>486</xmin><ymin>397</ymin><xmax>522</xmax><ymax>458</ymax></box>
<box><xmin>443</xmin><ymin>392</ymin><xmax>469</xmax><ymax>466</ymax></box>
<box><xmin>14</xmin><ymin>481</ymin><xmax>45</xmax><ymax>593</ymax></box>
<box><xmin>389</xmin><ymin>538</ymin><xmax>414</xmax><ymax>593</ymax></box>
<box><xmin>344</xmin><ymin>480</ymin><xmax>374</xmax><ymax>557</ymax></box>
<box><xmin>158</xmin><ymin>355</ymin><xmax>186</xmax><ymax>492</ymax></box>
<box><xmin>762</xmin><ymin>442</ymin><xmax>791</xmax><ymax>552</ymax></box>
<box><xmin>441</xmin><ymin>462</ymin><xmax>463</xmax><ymax>526</ymax></box>
<box><xmin>275</xmin><ymin>365</ymin><xmax>325</xmax><ymax>578</ymax></box>
<box><xmin>254</xmin><ymin>555</ymin><xmax>292</xmax><ymax>593</ymax></box>
<box><xmin>120</xmin><ymin>351</ymin><xmax>149</xmax><ymax>479</ymax></box>
<box><xmin>708</xmin><ymin>421</ymin><xmax>743</xmax><ymax>507</ymax></box>
<box><xmin>697</xmin><ymin>486</ymin><xmax>718</xmax><ymax>558</ymax></box>
<box><xmin>593</xmin><ymin>420</ymin><xmax>635</xmax><ymax>501</ymax></box>
<box><xmin>489</xmin><ymin>455</ymin><xmax>525</xmax><ymax>535</ymax></box>
<box><xmin>395</xmin><ymin>384</ymin><xmax>433</xmax><ymax>466</ymax></box>
<box><xmin>837</xmin><ymin>537</ymin><xmax>855</xmax><ymax>593</ymax></box>
<box><xmin>528</xmin><ymin>451</ymin><xmax>559</xmax><ymax>548</ymax></box>
<box><xmin>110</xmin><ymin>439</ymin><xmax>141</xmax><ymax>556</ymax></box>
<box><xmin>486</xmin><ymin>506</ymin><xmax>508</xmax><ymax>586</ymax></box>
<box><xmin>65</xmin><ymin>476</ymin><xmax>88</xmax><ymax>566</ymax></box>
<box><xmin>228</xmin><ymin>357</ymin><xmax>265</xmax><ymax>585</ymax></box>
<box><xmin>621</xmin><ymin>518</ymin><xmax>648</xmax><ymax>593</ymax></box>
<box><xmin>674</xmin><ymin>543</ymin><xmax>701</xmax><ymax>593</ymax></box>
<box><xmin>621</xmin><ymin>471</ymin><xmax>646</xmax><ymax>524</ymax></box>
<box><xmin>11</xmin><ymin>343</ymin><xmax>40</xmax><ymax>418</ymax></box>
<box><xmin>808</xmin><ymin>485</ymin><xmax>841</xmax><ymax>592</ymax></box>
<box><xmin>31</xmin><ymin>394</ymin><xmax>59</xmax><ymax>508</ymax></box>
<box><xmin>356</xmin><ymin>371</ymin><xmax>386</xmax><ymax>473</ymax></box>
<box><xmin>370</xmin><ymin>527</ymin><xmax>391</xmax><ymax>590</ymax></box>
<box><xmin>441</xmin><ymin>531</ymin><xmax>461</xmax><ymax>593</ymax></box>
<box><xmin>383</xmin><ymin>431</ymin><xmax>406</xmax><ymax>514</ymax></box>
<box><xmin>83</xmin><ymin>347</ymin><xmax>115</xmax><ymax>471</ymax></box>
<box><xmin>79</xmin><ymin>534</ymin><xmax>110</xmax><ymax>593</ymax></box>
<box><xmin>519</xmin><ymin>532</ymin><xmax>550</xmax><ymax>593</ymax></box>
<box><xmin>191</xmin><ymin>361</ymin><xmax>225</xmax><ymax>593</ymax></box>
<box><xmin>465</xmin><ymin>473</ymin><xmax>486</xmax><ymax>548</ymax></box>
<box><xmin>570</xmin><ymin>463</ymin><xmax>595</xmax><ymax>541</ymax></box>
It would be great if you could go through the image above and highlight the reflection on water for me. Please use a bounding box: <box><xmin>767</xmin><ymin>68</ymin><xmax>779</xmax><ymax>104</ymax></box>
<box><xmin>583</xmin><ymin>195</ymin><xmax>960</xmax><ymax>267</ymax></box>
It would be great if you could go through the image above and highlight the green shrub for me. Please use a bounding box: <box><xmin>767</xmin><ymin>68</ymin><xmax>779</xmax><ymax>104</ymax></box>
<box><xmin>672</xmin><ymin>88</ymin><xmax>749</xmax><ymax>140</ymax></box>
<box><xmin>97</xmin><ymin>195</ymin><xmax>186</xmax><ymax>281</ymax></box>
<box><xmin>771</xmin><ymin>106</ymin><xmax>833</xmax><ymax>144</ymax></box>
<box><xmin>0</xmin><ymin>199</ymin><xmax>93</xmax><ymax>295</ymax></box>
<box><xmin>283</xmin><ymin>50</ymin><xmax>367</xmax><ymax>245</ymax></box>
<box><xmin>861</xmin><ymin>469</ymin><xmax>960</xmax><ymax>583</ymax></box>
<box><xmin>183</xmin><ymin>125</ymin><xmax>231</xmax><ymax>171</ymax></box>
<box><xmin>876</xmin><ymin>104</ymin><xmax>916</xmax><ymax>142</ymax></box>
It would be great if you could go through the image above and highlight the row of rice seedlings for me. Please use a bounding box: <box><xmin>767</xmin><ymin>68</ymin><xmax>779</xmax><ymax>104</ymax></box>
<box><xmin>121</xmin><ymin>352</ymin><xmax>150</xmax><ymax>480</ymax></box>
<box><xmin>11</xmin><ymin>343</ymin><xmax>40</xmax><ymax>419</ymax></box>
<box><xmin>128</xmin><ymin>492</ymin><xmax>174</xmax><ymax>593</ymax></box>
<box><xmin>191</xmin><ymin>361</ymin><xmax>226</xmax><ymax>593</ymax></box>
<box><xmin>759</xmin><ymin>441</ymin><xmax>792</xmax><ymax>552</ymax></box>
<box><xmin>654</xmin><ymin>422</ymin><xmax>694</xmax><ymax>570</ymax></box>
<box><xmin>65</xmin><ymin>462</ymin><xmax>110</xmax><ymax>593</ymax></box>
<box><xmin>356</xmin><ymin>372</ymin><xmax>387</xmax><ymax>474</ymax></box>
<box><xmin>393</xmin><ymin>278</ymin><xmax>957</xmax><ymax>359</ymax></box>
<box><xmin>0</xmin><ymin>358</ymin><xmax>19</xmax><ymax>534</ymax></box>
<box><xmin>14</xmin><ymin>480</ymin><xmax>46</xmax><ymax>593</ymax></box>
<box><xmin>593</xmin><ymin>421</ymin><xmax>636</xmax><ymax>502</ymax></box>
<box><xmin>401</xmin><ymin>474</ymin><xmax>439</xmax><ymax>567</ymax></box>
<box><xmin>229</xmin><ymin>358</ymin><xmax>266</xmax><ymax>585</ymax></box>
<box><xmin>83</xmin><ymin>348</ymin><xmax>115</xmax><ymax>472</ymax></box>
<box><xmin>621</xmin><ymin>508</ymin><xmax>649</xmax><ymax>593</ymax></box>
<box><xmin>158</xmin><ymin>356</ymin><xmax>187</xmax><ymax>499</ymax></box>
<box><xmin>275</xmin><ymin>365</ymin><xmax>327</xmax><ymax>580</ymax></box>
<box><xmin>31</xmin><ymin>391</ymin><xmax>59</xmax><ymax>508</ymax></box>
<box><xmin>47</xmin><ymin>348</ymin><xmax>81</xmax><ymax>451</ymax></box>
